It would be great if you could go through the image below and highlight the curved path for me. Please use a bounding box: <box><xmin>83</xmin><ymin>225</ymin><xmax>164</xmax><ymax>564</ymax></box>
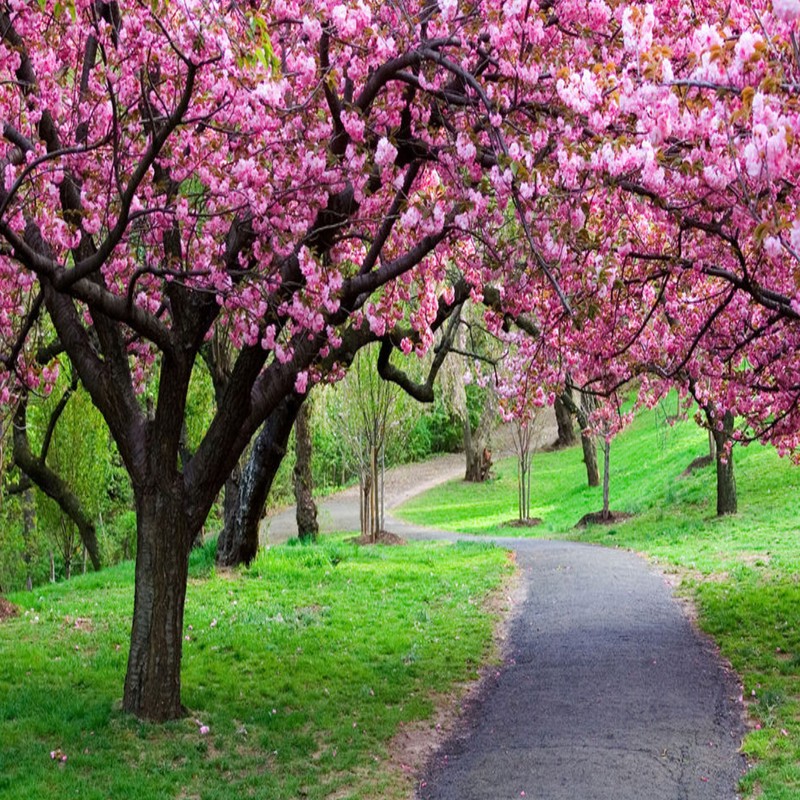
<box><xmin>264</xmin><ymin>449</ymin><xmax>747</xmax><ymax>799</ymax></box>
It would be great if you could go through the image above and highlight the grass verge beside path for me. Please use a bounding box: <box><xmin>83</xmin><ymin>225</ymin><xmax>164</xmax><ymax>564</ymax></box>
<box><xmin>396</xmin><ymin>407</ymin><xmax>800</xmax><ymax>799</ymax></box>
<box><xmin>0</xmin><ymin>537</ymin><xmax>511</xmax><ymax>800</ymax></box>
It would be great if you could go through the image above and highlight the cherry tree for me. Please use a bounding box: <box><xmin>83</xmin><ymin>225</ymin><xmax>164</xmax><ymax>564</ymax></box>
<box><xmin>0</xmin><ymin>0</ymin><xmax>566</xmax><ymax>720</ymax></box>
<box><xmin>514</xmin><ymin>0</ymin><xmax>800</xmax><ymax>457</ymax></box>
<box><xmin>3</xmin><ymin>0</ymin><xmax>800</xmax><ymax>724</ymax></box>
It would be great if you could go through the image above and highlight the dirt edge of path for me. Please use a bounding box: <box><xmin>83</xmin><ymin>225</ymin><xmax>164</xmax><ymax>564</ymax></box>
<box><xmin>654</xmin><ymin>559</ymin><xmax>752</xmax><ymax>737</ymax></box>
<box><xmin>384</xmin><ymin>551</ymin><xmax>528</xmax><ymax>799</ymax></box>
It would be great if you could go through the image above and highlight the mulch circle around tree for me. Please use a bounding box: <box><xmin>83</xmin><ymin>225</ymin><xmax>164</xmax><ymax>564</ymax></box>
<box><xmin>346</xmin><ymin>531</ymin><xmax>407</xmax><ymax>546</ymax></box>
<box><xmin>503</xmin><ymin>518</ymin><xmax>544</xmax><ymax>528</ymax></box>
<box><xmin>0</xmin><ymin>597</ymin><xmax>19</xmax><ymax>622</ymax></box>
<box><xmin>574</xmin><ymin>510</ymin><xmax>634</xmax><ymax>528</ymax></box>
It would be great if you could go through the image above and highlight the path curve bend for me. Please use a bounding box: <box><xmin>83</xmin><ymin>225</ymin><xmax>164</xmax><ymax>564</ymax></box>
<box><xmin>264</xmin><ymin>455</ymin><xmax>747</xmax><ymax>799</ymax></box>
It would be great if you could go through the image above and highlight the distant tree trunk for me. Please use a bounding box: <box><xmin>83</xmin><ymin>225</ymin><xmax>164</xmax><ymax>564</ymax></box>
<box><xmin>221</xmin><ymin>460</ymin><xmax>241</xmax><ymax>543</ymax></box>
<box><xmin>710</xmin><ymin>410</ymin><xmax>737</xmax><ymax>516</ymax></box>
<box><xmin>464</xmin><ymin>417</ymin><xmax>482</xmax><ymax>481</ymax></box>
<box><xmin>464</xmin><ymin>398</ymin><xmax>495</xmax><ymax>482</ymax></box>
<box><xmin>293</xmin><ymin>402</ymin><xmax>318</xmax><ymax>542</ymax></box>
<box><xmin>217</xmin><ymin>397</ymin><xmax>302</xmax><ymax>566</ymax></box>
<box><xmin>602</xmin><ymin>438</ymin><xmax>611</xmax><ymax>520</ymax></box>
<box><xmin>553</xmin><ymin>395</ymin><xmax>577</xmax><ymax>448</ymax></box>
<box><xmin>558</xmin><ymin>384</ymin><xmax>599</xmax><ymax>487</ymax></box>
<box><xmin>579</xmin><ymin>393</ymin><xmax>600</xmax><ymax>488</ymax></box>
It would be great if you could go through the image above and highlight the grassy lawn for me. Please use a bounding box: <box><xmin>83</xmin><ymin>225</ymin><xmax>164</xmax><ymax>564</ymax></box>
<box><xmin>0</xmin><ymin>537</ymin><xmax>511</xmax><ymax>800</ymax></box>
<box><xmin>397</xmin><ymin>406</ymin><xmax>800</xmax><ymax>799</ymax></box>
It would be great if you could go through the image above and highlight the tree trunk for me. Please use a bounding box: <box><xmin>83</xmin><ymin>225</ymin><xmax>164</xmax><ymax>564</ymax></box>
<box><xmin>370</xmin><ymin>445</ymin><xmax>380</xmax><ymax>540</ymax></box>
<box><xmin>360</xmin><ymin>472</ymin><xmax>372</xmax><ymax>538</ymax></box>
<box><xmin>580</xmin><ymin>429</ymin><xmax>599</xmax><ymax>487</ymax></box>
<box><xmin>711</xmin><ymin>411</ymin><xmax>737</xmax><ymax>516</ymax></box>
<box><xmin>293</xmin><ymin>402</ymin><xmax>318</xmax><ymax>542</ymax></box>
<box><xmin>578</xmin><ymin>392</ymin><xmax>600</xmax><ymax>488</ymax></box>
<box><xmin>217</xmin><ymin>398</ymin><xmax>301</xmax><ymax>566</ymax></box>
<box><xmin>553</xmin><ymin>395</ymin><xmax>577</xmax><ymax>448</ymax></box>
<box><xmin>464</xmin><ymin>418</ymin><xmax>491</xmax><ymax>482</ymax></box>
<box><xmin>123</xmin><ymin>484</ymin><xmax>192</xmax><ymax>721</ymax></box>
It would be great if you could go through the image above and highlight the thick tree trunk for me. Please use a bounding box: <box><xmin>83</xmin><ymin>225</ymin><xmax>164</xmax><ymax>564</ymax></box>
<box><xmin>553</xmin><ymin>395</ymin><xmax>577</xmax><ymax>448</ymax></box>
<box><xmin>293</xmin><ymin>402</ymin><xmax>318</xmax><ymax>541</ymax></box>
<box><xmin>464</xmin><ymin>419</ymin><xmax>492</xmax><ymax>482</ymax></box>
<box><xmin>712</xmin><ymin>411</ymin><xmax>737</xmax><ymax>516</ymax></box>
<box><xmin>123</xmin><ymin>484</ymin><xmax>192</xmax><ymax>721</ymax></box>
<box><xmin>463</xmin><ymin>390</ymin><xmax>496</xmax><ymax>483</ymax></box>
<box><xmin>217</xmin><ymin>398</ymin><xmax>301</xmax><ymax>566</ymax></box>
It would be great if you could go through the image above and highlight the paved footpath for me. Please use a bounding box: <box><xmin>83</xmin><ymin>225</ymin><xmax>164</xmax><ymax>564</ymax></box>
<box><xmin>265</xmin><ymin>457</ymin><xmax>747</xmax><ymax>799</ymax></box>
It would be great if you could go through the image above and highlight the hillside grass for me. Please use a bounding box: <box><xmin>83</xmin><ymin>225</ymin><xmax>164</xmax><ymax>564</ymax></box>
<box><xmin>396</xmin><ymin>405</ymin><xmax>800</xmax><ymax>799</ymax></box>
<box><xmin>0</xmin><ymin>537</ymin><xmax>511</xmax><ymax>800</ymax></box>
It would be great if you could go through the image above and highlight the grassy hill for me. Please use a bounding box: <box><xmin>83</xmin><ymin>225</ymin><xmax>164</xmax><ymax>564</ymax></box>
<box><xmin>397</xmin><ymin>404</ymin><xmax>800</xmax><ymax>799</ymax></box>
<box><xmin>0</xmin><ymin>538</ymin><xmax>511</xmax><ymax>800</ymax></box>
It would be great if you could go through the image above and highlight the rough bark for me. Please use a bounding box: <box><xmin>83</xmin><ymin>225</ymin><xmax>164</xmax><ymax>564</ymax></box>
<box><xmin>221</xmin><ymin>461</ymin><xmax>242</xmax><ymax>543</ymax></box>
<box><xmin>293</xmin><ymin>401</ymin><xmax>318</xmax><ymax>541</ymax></box>
<box><xmin>711</xmin><ymin>410</ymin><xmax>737</xmax><ymax>516</ymax></box>
<box><xmin>216</xmin><ymin>397</ymin><xmax>303</xmax><ymax>566</ymax></box>
<box><xmin>123</xmin><ymin>483</ymin><xmax>192</xmax><ymax>721</ymax></box>
<box><xmin>553</xmin><ymin>395</ymin><xmax>577</xmax><ymax>448</ymax></box>
<box><xmin>464</xmin><ymin>396</ymin><xmax>495</xmax><ymax>482</ymax></box>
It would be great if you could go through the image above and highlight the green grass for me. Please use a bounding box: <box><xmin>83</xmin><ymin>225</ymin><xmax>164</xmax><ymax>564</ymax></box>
<box><xmin>396</xmin><ymin>405</ymin><xmax>800</xmax><ymax>799</ymax></box>
<box><xmin>0</xmin><ymin>536</ymin><xmax>511</xmax><ymax>800</ymax></box>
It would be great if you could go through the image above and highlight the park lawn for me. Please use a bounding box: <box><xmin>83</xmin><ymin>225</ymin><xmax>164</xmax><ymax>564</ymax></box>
<box><xmin>396</xmin><ymin>405</ymin><xmax>800</xmax><ymax>799</ymax></box>
<box><xmin>0</xmin><ymin>537</ymin><xmax>512</xmax><ymax>800</ymax></box>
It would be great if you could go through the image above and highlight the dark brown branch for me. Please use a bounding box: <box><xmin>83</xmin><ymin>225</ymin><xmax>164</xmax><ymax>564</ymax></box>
<box><xmin>376</xmin><ymin>303</ymin><xmax>462</xmax><ymax>401</ymax></box>
<box><xmin>12</xmin><ymin>395</ymin><xmax>102</xmax><ymax>570</ymax></box>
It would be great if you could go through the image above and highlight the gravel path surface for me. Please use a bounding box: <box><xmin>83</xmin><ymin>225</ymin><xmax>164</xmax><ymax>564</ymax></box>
<box><xmin>263</xmin><ymin>410</ymin><xmax>747</xmax><ymax>799</ymax></box>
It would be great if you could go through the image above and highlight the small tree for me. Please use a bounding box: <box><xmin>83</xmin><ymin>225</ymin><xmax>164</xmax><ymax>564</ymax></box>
<box><xmin>511</xmin><ymin>415</ymin><xmax>536</xmax><ymax>522</ymax></box>
<box><xmin>330</xmin><ymin>345</ymin><xmax>400</xmax><ymax>541</ymax></box>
